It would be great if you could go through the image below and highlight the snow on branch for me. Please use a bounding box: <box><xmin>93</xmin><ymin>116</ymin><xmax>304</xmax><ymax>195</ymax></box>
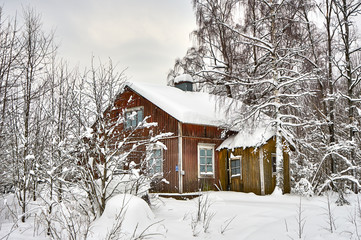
<box><xmin>278</xmin><ymin>92</ymin><xmax>315</xmax><ymax>99</ymax></box>
<box><xmin>278</xmin><ymin>73</ymin><xmax>316</xmax><ymax>89</ymax></box>
<box><xmin>318</xmin><ymin>175</ymin><xmax>361</xmax><ymax>194</ymax></box>
<box><xmin>339</xmin><ymin>92</ymin><xmax>361</xmax><ymax>102</ymax></box>
<box><xmin>219</xmin><ymin>22</ymin><xmax>274</xmax><ymax>52</ymax></box>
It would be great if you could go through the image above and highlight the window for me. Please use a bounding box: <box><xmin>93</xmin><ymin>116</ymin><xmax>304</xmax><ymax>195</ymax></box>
<box><xmin>198</xmin><ymin>144</ymin><xmax>215</xmax><ymax>177</ymax></box>
<box><xmin>112</xmin><ymin>154</ymin><xmax>126</xmax><ymax>175</ymax></box>
<box><xmin>124</xmin><ymin>107</ymin><xmax>143</xmax><ymax>130</ymax></box>
<box><xmin>149</xmin><ymin>148</ymin><xmax>163</xmax><ymax>176</ymax></box>
<box><xmin>230</xmin><ymin>157</ymin><xmax>241</xmax><ymax>178</ymax></box>
<box><xmin>114</xmin><ymin>161</ymin><xmax>125</xmax><ymax>175</ymax></box>
<box><xmin>271</xmin><ymin>153</ymin><xmax>276</xmax><ymax>174</ymax></box>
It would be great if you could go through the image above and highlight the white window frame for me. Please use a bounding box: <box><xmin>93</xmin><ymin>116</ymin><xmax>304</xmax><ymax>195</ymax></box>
<box><xmin>148</xmin><ymin>146</ymin><xmax>163</xmax><ymax>177</ymax></box>
<box><xmin>197</xmin><ymin>143</ymin><xmax>215</xmax><ymax>178</ymax></box>
<box><xmin>124</xmin><ymin>106</ymin><xmax>144</xmax><ymax>130</ymax></box>
<box><xmin>230</xmin><ymin>156</ymin><xmax>242</xmax><ymax>178</ymax></box>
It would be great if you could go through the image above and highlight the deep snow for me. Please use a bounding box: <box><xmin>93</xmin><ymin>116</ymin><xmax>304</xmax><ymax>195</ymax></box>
<box><xmin>1</xmin><ymin>191</ymin><xmax>361</xmax><ymax>239</ymax></box>
<box><xmin>151</xmin><ymin>191</ymin><xmax>361</xmax><ymax>240</ymax></box>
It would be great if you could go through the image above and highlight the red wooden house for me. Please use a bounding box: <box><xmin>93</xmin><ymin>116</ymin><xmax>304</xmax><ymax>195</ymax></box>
<box><xmin>105</xmin><ymin>78</ymin><xmax>290</xmax><ymax>194</ymax></box>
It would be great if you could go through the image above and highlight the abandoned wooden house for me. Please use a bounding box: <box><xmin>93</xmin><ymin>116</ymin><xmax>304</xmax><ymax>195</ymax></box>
<box><xmin>103</xmin><ymin>76</ymin><xmax>291</xmax><ymax>195</ymax></box>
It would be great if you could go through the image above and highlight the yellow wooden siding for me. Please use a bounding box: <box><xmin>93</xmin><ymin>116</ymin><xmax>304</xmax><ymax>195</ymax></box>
<box><xmin>219</xmin><ymin>137</ymin><xmax>291</xmax><ymax>195</ymax></box>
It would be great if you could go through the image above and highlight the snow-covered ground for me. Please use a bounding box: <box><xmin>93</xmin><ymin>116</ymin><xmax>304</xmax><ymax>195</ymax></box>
<box><xmin>151</xmin><ymin>192</ymin><xmax>361</xmax><ymax>240</ymax></box>
<box><xmin>1</xmin><ymin>191</ymin><xmax>361</xmax><ymax>239</ymax></box>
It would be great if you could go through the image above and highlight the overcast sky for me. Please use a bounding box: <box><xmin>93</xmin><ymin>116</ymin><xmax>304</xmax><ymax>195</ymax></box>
<box><xmin>2</xmin><ymin>1</ymin><xmax>361</xmax><ymax>85</ymax></box>
<box><xmin>2</xmin><ymin>0</ymin><xmax>196</xmax><ymax>84</ymax></box>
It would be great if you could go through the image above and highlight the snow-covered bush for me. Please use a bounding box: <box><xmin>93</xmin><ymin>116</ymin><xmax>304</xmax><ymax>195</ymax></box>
<box><xmin>88</xmin><ymin>194</ymin><xmax>158</xmax><ymax>240</ymax></box>
<box><xmin>293</xmin><ymin>178</ymin><xmax>314</xmax><ymax>197</ymax></box>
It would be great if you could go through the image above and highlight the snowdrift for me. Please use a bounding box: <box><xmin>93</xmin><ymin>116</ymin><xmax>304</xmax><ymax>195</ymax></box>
<box><xmin>88</xmin><ymin>194</ymin><xmax>155</xmax><ymax>239</ymax></box>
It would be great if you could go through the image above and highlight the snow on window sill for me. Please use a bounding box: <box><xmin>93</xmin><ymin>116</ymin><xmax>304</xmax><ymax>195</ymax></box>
<box><xmin>152</xmin><ymin>173</ymin><xmax>164</xmax><ymax>179</ymax></box>
<box><xmin>199</xmin><ymin>173</ymin><xmax>214</xmax><ymax>178</ymax></box>
<box><xmin>231</xmin><ymin>174</ymin><xmax>241</xmax><ymax>178</ymax></box>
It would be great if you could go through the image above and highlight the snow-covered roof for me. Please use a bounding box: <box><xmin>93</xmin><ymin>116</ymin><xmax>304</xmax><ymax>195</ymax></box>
<box><xmin>217</xmin><ymin>116</ymin><xmax>276</xmax><ymax>150</ymax></box>
<box><xmin>124</xmin><ymin>81</ymin><xmax>240</xmax><ymax>130</ymax></box>
<box><xmin>124</xmin><ymin>81</ymin><xmax>276</xmax><ymax>147</ymax></box>
<box><xmin>174</xmin><ymin>74</ymin><xmax>193</xmax><ymax>84</ymax></box>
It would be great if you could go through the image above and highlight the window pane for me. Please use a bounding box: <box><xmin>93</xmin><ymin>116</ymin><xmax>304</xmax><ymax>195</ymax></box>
<box><xmin>154</xmin><ymin>149</ymin><xmax>161</xmax><ymax>157</ymax></box>
<box><xmin>231</xmin><ymin>159</ymin><xmax>240</xmax><ymax>168</ymax></box>
<box><xmin>128</xmin><ymin>111</ymin><xmax>135</xmax><ymax>120</ymax></box>
<box><xmin>125</xmin><ymin>109</ymin><xmax>144</xmax><ymax>129</ymax></box>
<box><xmin>132</xmin><ymin>117</ymin><xmax>137</xmax><ymax>127</ymax></box>
<box><xmin>149</xmin><ymin>148</ymin><xmax>162</xmax><ymax>174</ymax></box>
<box><xmin>126</xmin><ymin>117</ymin><xmax>131</xmax><ymax>129</ymax></box>
<box><xmin>272</xmin><ymin>154</ymin><xmax>276</xmax><ymax>173</ymax></box>
<box><xmin>206</xmin><ymin>149</ymin><xmax>212</xmax><ymax>156</ymax></box>
<box><xmin>199</xmin><ymin>146</ymin><xmax>214</xmax><ymax>175</ymax></box>
<box><xmin>137</xmin><ymin>109</ymin><xmax>143</xmax><ymax>124</ymax></box>
<box><xmin>156</xmin><ymin>159</ymin><xmax>162</xmax><ymax>167</ymax></box>
<box><xmin>200</xmin><ymin>149</ymin><xmax>205</xmax><ymax>156</ymax></box>
<box><xmin>231</xmin><ymin>158</ymin><xmax>241</xmax><ymax>176</ymax></box>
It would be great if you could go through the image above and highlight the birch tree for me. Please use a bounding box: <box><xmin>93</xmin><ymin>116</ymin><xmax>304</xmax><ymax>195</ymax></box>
<box><xmin>332</xmin><ymin>0</ymin><xmax>361</xmax><ymax>193</ymax></box>
<box><xmin>211</xmin><ymin>0</ymin><xmax>315</xmax><ymax>193</ymax></box>
<box><xmin>169</xmin><ymin>0</ymin><xmax>243</xmax><ymax>97</ymax></box>
<box><xmin>0</xmin><ymin>8</ymin><xmax>22</xmax><ymax>194</ymax></box>
<box><xmin>15</xmin><ymin>7</ymin><xmax>54</xmax><ymax>222</ymax></box>
<box><xmin>290</xmin><ymin>0</ymin><xmax>339</xmax><ymax>193</ymax></box>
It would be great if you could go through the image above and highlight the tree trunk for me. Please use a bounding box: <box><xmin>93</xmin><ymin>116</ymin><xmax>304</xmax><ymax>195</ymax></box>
<box><xmin>270</xmin><ymin>0</ymin><xmax>284</xmax><ymax>194</ymax></box>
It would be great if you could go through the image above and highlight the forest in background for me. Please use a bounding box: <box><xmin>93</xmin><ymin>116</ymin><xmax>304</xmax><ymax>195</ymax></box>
<box><xmin>168</xmin><ymin>0</ymin><xmax>361</xmax><ymax>201</ymax></box>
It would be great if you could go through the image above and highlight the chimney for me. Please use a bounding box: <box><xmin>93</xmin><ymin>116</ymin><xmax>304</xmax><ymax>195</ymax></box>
<box><xmin>174</xmin><ymin>74</ymin><xmax>193</xmax><ymax>91</ymax></box>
